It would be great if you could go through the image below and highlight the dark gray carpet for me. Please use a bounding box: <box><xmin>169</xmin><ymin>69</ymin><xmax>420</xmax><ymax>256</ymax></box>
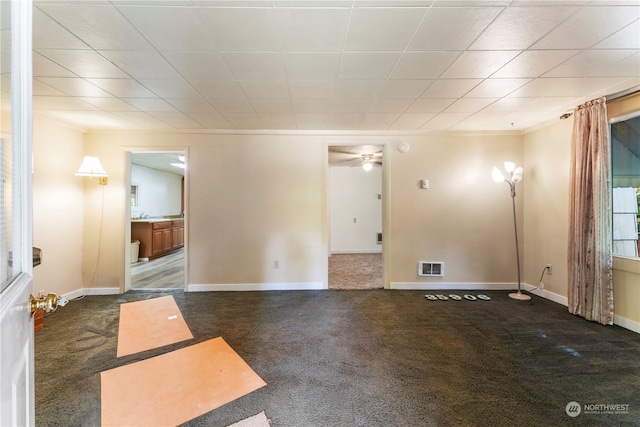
<box><xmin>35</xmin><ymin>290</ymin><xmax>640</xmax><ymax>427</ymax></box>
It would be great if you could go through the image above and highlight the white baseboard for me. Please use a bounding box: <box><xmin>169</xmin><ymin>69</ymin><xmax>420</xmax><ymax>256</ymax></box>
<box><xmin>613</xmin><ymin>315</ymin><xmax>640</xmax><ymax>334</ymax></box>
<box><xmin>330</xmin><ymin>250</ymin><xmax>382</xmax><ymax>255</ymax></box>
<box><xmin>522</xmin><ymin>284</ymin><xmax>568</xmax><ymax>306</ymax></box>
<box><xmin>390</xmin><ymin>282</ymin><xmax>517</xmax><ymax>290</ymax></box>
<box><xmin>62</xmin><ymin>288</ymin><xmax>120</xmax><ymax>300</ymax></box>
<box><xmin>188</xmin><ymin>282</ymin><xmax>325</xmax><ymax>292</ymax></box>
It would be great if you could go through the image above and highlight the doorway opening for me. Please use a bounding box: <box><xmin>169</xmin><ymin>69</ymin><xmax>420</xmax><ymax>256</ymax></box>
<box><xmin>327</xmin><ymin>144</ymin><xmax>384</xmax><ymax>290</ymax></box>
<box><xmin>128</xmin><ymin>151</ymin><xmax>186</xmax><ymax>290</ymax></box>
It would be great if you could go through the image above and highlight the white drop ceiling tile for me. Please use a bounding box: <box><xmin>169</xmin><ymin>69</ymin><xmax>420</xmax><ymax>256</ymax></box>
<box><xmin>523</xmin><ymin>97</ymin><xmax>581</xmax><ymax>111</ymax></box>
<box><xmin>37</xmin><ymin>4</ymin><xmax>153</xmax><ymax>50</ymax></box>
<box><xmin>407</xmin><ymin>98</ymin><xmax>456</xmax><ymax>113</ymax></box>
<box><xmin>420</xmin><ymin>79</ymin><xmax>482</xmax><ymax>98</ymax></box>
<box><xmin>430</xmin><ymin>1</ymin><xmax>510</xmax><ymax>5</ymax></box>
<box><xmin>359</xmin><ymin>113</ymin><xmax>401</xmax><ymax>130</ymax></box>
<box><xmin>532</xmin><ymin>6</ymin><xmax>640</xmax><ymax>50</ymax></box>
<box><xmin>275</xmin><ymin>8</ymin><xmax>350</xmax><ymax>52</ymax></box>
<box><xmin>482</xmin><ymin>97</ymin><xmax>538</xmax><ymax>112</ymax></box>
<box><xmin>211</xmin><ymin>99</ymin><xmax>255</xmax><ymax>113</ymax></box>
<box><xmin>189</xmin><ymin>112</ymin><xmax>234</xmax><ymax>129</ymax></box>
<box><xmin>239</xmin><ymin>80</ymin><xmax>291</xmax><ymax>99</ymax></box>
<box><xmin>328</xmin><ymin>113</ymin><xmax>366</xmax><ymax>130</ymax></box>
<box><xmin>99</xmin><ymin>50</ymin><xmax>181</xmax><ymax>79</ymax></box>
<box><xmin>251</xmin><ymin>99</ymin><xmax>294</xmax><ymax>113</ymax></box>
<box><xmin>544</xmin><ymin>50</ymin><xmax>639</xmax><ymax>78</ymax></box>
<box><xmin>368</xmin><ymin>99</ymin><xmax>413</xmax><ymax>113</ymax></box>
<box><xmin>331</xmin><ymin>99</ymin><xmax>373</xmax><ymax>113</ymax></box>
<box><xmin>585</xmin><ymin>76</ymin><xmax>640</xmax><ymax>100</ymax></box>
<box><xmin>498</xmin><ymin>111</ymin><xmax>560</xmax><ymax>128</ymax></box>
<box><xmin>259</xmin><ymin>113</ymin><xmax>298</xmax><ymax>129</ymax></box>
<box><xmin>594</xmin><ymin>20</ymin><xmax>640</xmax><ymax>49</ymax></box>
<box><xmin>409</xmin><ymin>7</ymin><xmax>501</xmax><ymax>51</ymax></box>
<box><xmin>223</xmin><ymin>112</ymin><xmax>266</xmax><ymax>129</ymax></box>
<box><xmin>167</xmin><ymin>98</ymin><xmax>216</xmax><ymax>113</ymax></box>
<box><xmin>110</xmin><ymin>111</ymin><xmax>174</xmax><ymax>130</ymax></box>
<box><xmin>464</xmin><ymin>79</ymin><xmax>532</xmax><ymax>98</ymax></box>
<box><xmin>288</xmin><ymin>81</ymin><xmax>336</xmax><ymax>99</ymax></box>
<box><xmin>36</xmin><ymin>109</ymin><xmax>138</xmax><ymax>131</ymax></box>
<box><xmin>334</xmin><ymin>80</ymin><xmax>384</xmax><ymax>99</ymax></box>
<box><xmin>389</xmin><ymin>112</ymin><xmax>437</xmax><ymax>130</ymax></box>
<box><xmin>339</xmin><ymin>53</ymin><xmax>401</xmax><ymax>79</ymax></box>
<box><xmin>33</xmin><ymin>53</ymin><xmax>77</xmax><ymax>78</ymax></box>
<box><xmin>190</xmin><ymin>80</ymin><xmax>246</xmax><ymax>100</ymax></box>
<box><xmin>124</xmin><ymin>98</ymin><xmax>179</xmax><ymax>112</ymax></box>
<box><xmin>419</xmin><ymin>112</ymin><xmax>472</xmax><ymax>131</ymax></box>
<box><xmin>391</xmin><ymin>51</ymin><xmax>461</xmax><ymax>80</ymax></box>
<box><xmin>295</xmin><ymin>114</ymin><xmax>329</xmax><ymax>130</ymax></box>
<box><xmin>470</xmin><ymin>6</ymin><xmax>579</xmax><ymax>50</ymax></box>
<box><xmin>509</xmin><ymin>77</ymin><xmax>633</xmax><ymax>98</ymax></box>
<box><xmin>292</xmin><ymin>99</ymin><xmax>333</xmax><ymax>113</ymax></box>
<box><xmin>222</xmin><ymin>53</ymin><xmax>286</xmax><ymax>80</ymax></box>
<box><xmin>283</xmin><ymin>53</ymin><xmax>341</xmax><ymax>80</ymax></box>
<box><xmin>138</xmin><ymin>79</ymin><xmax>203</xmax><ymax>99</ymax></box>
<box><xmin>444</xmin><ymin>97</ymin><xmax>498</xmax><ymax>113</ymax></box>
<box><xmin>163</xmin><ymin>52</ymin><xmax>234</xmax><ymax>80</ymax></box>
<box><xmin>492</xmin><ymin>50</ymin><xmax>580</xmax><ymax>78</ymax></box>
<box><xmin>117</xmin><ymin>6</ymin><xmax>217</xmax><ymax>51</ymax></box>
<box><xmin>86</xmin><ymin>78</ymin><xmax>157</xmax><ymax>98</ymax></box>
<box><xmin>450</xmin><ymin>111</ymin><xmax>510</xmax><ymax>131</ymax></box>
<box><xmin>196</xmin><ymin>7</ymin><xmax>280</xmax><ymax>51</ymax></box>
<box><xmin>345</xmin><ymin>7</ymin><xmax>426</xmax><ymax>51</ymax></box>
<box><xmin>377</xmin><ymin>80</ymin><xmax>432</xmax><ymax>99</ymax></box>
<box><xmin>36</xmin><ymin>49</ymin><xmax>129</xmax><ymax>78</ymax></box>
<box><xmin>78</xmin><ymin>97</ymin><xmax>140</xmax><ymax>112</ymax></box>
<box><xmin>148</xmin><ymin>112</ymin><xmax>204</xmax><ymax>129</ymax></box>
<box><xmin>33</xmin><ymin>96</ymin><xmax>100</xmax><ymax>111</ymax></box>
<box><xmin>32</xmin><ymin>80</ymin><xmax>67</xmax><ymax>97</ymax></box>
<box><xmin>35</xmin><ymin>77</ymin><xmax>112</xmax><ymax>97</ymax></box>
<box><xmin>441</xmin><ymin>51</ymin><xmax>520</xmax><ymax>79</ymax></box>
<box><xmin>33</xmin><ymin>7</ymin><xmax>90</xmax><ymax>49</ymax></box>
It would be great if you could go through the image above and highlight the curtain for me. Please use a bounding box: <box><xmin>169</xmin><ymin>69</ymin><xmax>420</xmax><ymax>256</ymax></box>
<box><xmin>568</xmin><ymin>97</ymin><xmax>614</xmax><ymax>325</ymax></box>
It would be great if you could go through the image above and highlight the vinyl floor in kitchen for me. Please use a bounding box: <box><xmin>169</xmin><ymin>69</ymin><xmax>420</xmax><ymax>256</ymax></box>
<box><xmin>130</xmin><ymin>248</ymin><xmax>184</xmax><ymax>289</ymax></box>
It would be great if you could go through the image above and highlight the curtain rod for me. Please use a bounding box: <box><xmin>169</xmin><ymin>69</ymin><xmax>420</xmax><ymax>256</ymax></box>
<box><xmin>559</xmin><ymin>87</ymin><xmax>640</xmax><ymax>120</ymax></box>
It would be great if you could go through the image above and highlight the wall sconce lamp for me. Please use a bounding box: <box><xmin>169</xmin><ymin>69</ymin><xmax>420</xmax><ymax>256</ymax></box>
<box><xmin>492</xmin><ymin>161</ymin><xmax>529</xmax><ymax>301</ymax></box>
<box><xmin>75</xmin><ymin>156</ymin><xmax>108</xmax><ymax>185</ymax></box>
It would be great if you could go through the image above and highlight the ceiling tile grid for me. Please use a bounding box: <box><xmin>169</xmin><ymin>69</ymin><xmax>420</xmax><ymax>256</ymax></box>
<box><xmin>31</xmin><ymin>0</ymin><xmax>640</xmax><ymax>132</ymax></box>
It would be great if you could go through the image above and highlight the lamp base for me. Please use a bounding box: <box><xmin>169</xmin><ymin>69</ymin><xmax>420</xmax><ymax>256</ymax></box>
<box><xmin>509</xmin><ymin>291</ymin><xmax>531</xmax><ymax>301</ymax></box>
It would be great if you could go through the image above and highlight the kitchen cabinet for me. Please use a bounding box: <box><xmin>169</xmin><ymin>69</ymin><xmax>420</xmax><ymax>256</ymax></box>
<box><xmin>131</xmin><ymin>219</ymin><xmax>184</xmax><ymax>260</ymax></box>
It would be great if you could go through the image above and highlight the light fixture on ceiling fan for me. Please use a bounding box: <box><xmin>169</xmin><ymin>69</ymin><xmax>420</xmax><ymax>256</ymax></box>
<box><xmin>361</xmin><ymin>154</ymin><xmax>374</xmax><ymax>171</ymax></box>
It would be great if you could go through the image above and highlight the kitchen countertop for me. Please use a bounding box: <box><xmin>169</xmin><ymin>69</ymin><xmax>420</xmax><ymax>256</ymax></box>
<box><xmin>131</xmin><ymin>217</ymin><xmax>183</xmax><ymax>223</ymax></box>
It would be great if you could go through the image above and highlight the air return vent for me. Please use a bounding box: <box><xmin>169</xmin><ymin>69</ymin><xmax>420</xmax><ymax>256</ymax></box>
<box><xmin>418</xmin><ymin>262</ymin><xmax>444</xmax><ymax>277</ymax></box>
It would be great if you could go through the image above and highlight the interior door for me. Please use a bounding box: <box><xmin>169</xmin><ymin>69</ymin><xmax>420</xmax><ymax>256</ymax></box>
<box><xmin>0</xmin><ymin>0</ymin><xmax>35</xmax><ymax>425</ymax></box>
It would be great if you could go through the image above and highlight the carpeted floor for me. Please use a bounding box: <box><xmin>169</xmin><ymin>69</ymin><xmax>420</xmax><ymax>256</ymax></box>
<box><xmin>328</xmin><ymin>253</ymin><xmax>382</xmax><ymax>290</ymax></box>
<box><xmin>35</xmin><ymin>290</ymin><xmax>640</xmax><ymax>426</ymax></box>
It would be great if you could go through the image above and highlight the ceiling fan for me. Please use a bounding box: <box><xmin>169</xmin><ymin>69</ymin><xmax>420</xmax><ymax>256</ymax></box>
<box><xmin>329</xmin><ymin>149</ymin><xmax>383</xmax><ymax>170</ymax></box>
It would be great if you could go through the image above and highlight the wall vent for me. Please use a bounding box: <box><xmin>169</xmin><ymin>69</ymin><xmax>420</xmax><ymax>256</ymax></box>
<box><xmin>418</xmin><ymin>262</ymin><xmax>444</xmax><ymax>277</ymax></box>
<box><xmin>376</xmin><ymin>233</ymin><xmax>382</xmax><ymax>244</ymax></box>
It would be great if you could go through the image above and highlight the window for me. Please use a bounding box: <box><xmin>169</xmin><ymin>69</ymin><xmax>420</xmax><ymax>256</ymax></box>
<box><xmin>131</xmin><ymin>185</ymin><xmax>138</xmax><ymax>208</ymax></box>
<box><xmin>611</xmin><ymin>115</ymin><xmax>640</xmax><ymax>258</ymax></box>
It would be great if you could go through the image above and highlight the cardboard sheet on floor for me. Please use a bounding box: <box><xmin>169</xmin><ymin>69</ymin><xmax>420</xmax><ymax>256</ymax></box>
<box><xmin>116</xmin><ymin>295</ymin><xmax>193</xmax><ymax>357</ymax></box>
<box><xmin>101</xmin><ymin>337</ymin><xmax>267</xmax><ymax>427</ymax></box>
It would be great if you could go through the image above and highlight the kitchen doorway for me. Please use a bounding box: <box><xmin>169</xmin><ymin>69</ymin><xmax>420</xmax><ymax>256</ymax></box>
<box><xmin>128</xmin><ymin>151</ymin><xmax>186</xmax><ymax>290</ymax></box>
<box><xmin>327</xmin><ymin>144</ymin><xmax>385</xmax><ymax>290</ymax></box>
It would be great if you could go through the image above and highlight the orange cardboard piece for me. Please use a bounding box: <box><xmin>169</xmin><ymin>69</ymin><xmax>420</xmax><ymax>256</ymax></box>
<box><xmin>116</xmin><ymin>295</ymin><xmax>193</xmax><ymax>357</ymax></box>
<box><xmin>101</xmin><ymin>337</ymin><xmax>267</xmax><ymax>427</ymax></box>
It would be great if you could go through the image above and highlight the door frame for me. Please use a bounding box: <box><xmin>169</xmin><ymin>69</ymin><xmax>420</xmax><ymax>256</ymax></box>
<box><xmin>324</xmin><ymin>140</ymin><xmax>390</xmax><ymax>289</ymax></box>
<box><xmin>123</xmin><ymin>147</ymin><xmax>188</xmax><ymax>292</ymax></box>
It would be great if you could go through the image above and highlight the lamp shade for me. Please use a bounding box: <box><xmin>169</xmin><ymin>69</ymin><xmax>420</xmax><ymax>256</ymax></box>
<box><xmin>492</xmin><ymin>167</ymin><xmax>505</xmax><ymax>182</ymax></box>
<box><xmin>75</xmin><ymin>156</ymin><xmax>108</xmax><ymax>177</ymax></box>
<box><xmin>362</xmin><ymin>162</ymin><xmax>373</xmax><ymax>171</ymax></box>
<box><xmin>512</xmin><ymin>167</ymin><xmax>524</xmax><ymax>182</ymax></box>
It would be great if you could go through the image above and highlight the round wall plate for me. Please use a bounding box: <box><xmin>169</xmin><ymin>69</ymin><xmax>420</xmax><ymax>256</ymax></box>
<box><xmin>398</xmin><ymin>142</ymin><xmax>410</xmax><ymax>153</ymax></box>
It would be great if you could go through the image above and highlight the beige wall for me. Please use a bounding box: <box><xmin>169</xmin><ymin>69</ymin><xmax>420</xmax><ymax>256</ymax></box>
<box><xmin>32</xmin><ymin>114</ymin><xmax>84</xmax><ymax>296</ymax></box>
<box><xmin>79</xmin><ymin>131</ymin><xmax>524</xmax><ymax>291</ymax></box>
<box><xmin>523</xmin><ymin>119</ymin><xmax>572</xmax><ymax>300</ymax></box>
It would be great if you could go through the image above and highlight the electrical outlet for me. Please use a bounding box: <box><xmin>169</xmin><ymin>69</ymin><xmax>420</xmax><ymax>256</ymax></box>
<box><xmin>546</xmin><ymin>264</ymin><xmax>552</xmax><ymax>275</ymax></box>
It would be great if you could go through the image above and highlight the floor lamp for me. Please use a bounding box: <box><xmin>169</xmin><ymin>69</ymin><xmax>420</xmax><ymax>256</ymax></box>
<box><xmin>492</xmin><ymin>162</ymin><xmax>530</xmax><ymax>301</ymax></box>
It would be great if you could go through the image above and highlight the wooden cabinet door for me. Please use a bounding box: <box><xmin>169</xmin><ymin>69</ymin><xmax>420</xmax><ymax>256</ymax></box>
<box><xmin>152</xmin><ymin>230</ymin><xmax>164</xmax><ymax>255</ymax></box>
<box><xmin>162</xmin><ymin>228</ymin><xmax>172</xmax><ymax>251</ymax></box>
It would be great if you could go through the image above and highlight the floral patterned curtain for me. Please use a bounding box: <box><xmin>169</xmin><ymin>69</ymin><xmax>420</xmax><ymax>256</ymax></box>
<box><xmin>568</xmin><ymin>97</ymin><xmax>614</xmax><ymax>325</ymax></box>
